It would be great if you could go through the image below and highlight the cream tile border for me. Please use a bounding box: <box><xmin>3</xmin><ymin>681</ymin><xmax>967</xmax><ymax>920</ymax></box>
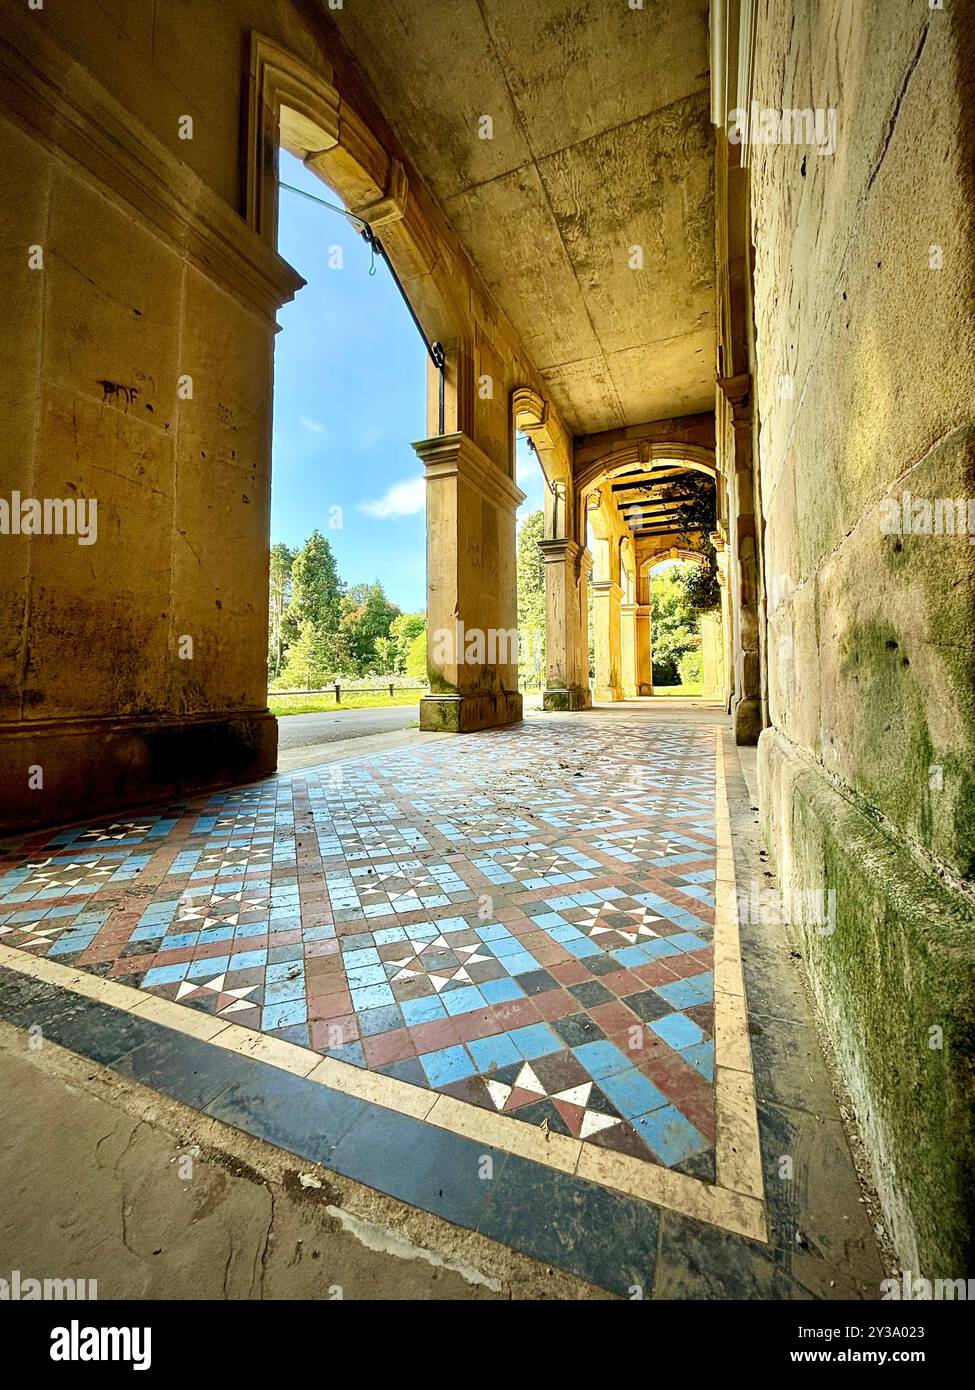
<box><xmin>0</xmin><ymin>726</ymin><xmax>767</xmax><ymax>1243</ymax></box>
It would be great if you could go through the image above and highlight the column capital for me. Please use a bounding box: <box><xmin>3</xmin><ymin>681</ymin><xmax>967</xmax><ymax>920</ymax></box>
<box><xmin>591</xmin><ymin>579</ymin><xmax>623</xmax><ymax>600</ymax></box>
<box><xmin>717</xmin><ymin>372</ymin><xmax>752</xmax><ymax>423</ymax></box>
<box><xmin>413</xmin><ymin>431</ymin><xmax>525</xmax><ymax>511</ymax></box>
<box><xmin>538</xmin><ymin>537</ymin><xmax>583</xmax><ymax>563</ymax></box>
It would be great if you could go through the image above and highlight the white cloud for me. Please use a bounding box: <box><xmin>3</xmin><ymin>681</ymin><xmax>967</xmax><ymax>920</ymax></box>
<box><xmin>359</xmin><ymin>475</ymin><xmax>426</xmax><ymax>519</ymax></box>
<box><xmin>300</xmin><ymin>416</ymin><xmax>324</xmax><ymax>434</ymax></box>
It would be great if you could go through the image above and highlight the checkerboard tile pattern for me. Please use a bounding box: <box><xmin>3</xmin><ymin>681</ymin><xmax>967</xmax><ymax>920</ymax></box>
<box><xmin>0</xmin><ymin>716</ymin><xmax>718</xmax><ymax>1177</ymax></box>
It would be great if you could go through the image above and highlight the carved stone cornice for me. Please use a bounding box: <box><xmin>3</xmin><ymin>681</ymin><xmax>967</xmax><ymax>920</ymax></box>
<box><xmin>413</xmin><ymin>431</ymin><xmax>525</xmax><ymax>512</ymax></box>
<box><xmin>0</xmin><ymin>4</ymin><xmax>302</xmax><ymax>320</ymax></box>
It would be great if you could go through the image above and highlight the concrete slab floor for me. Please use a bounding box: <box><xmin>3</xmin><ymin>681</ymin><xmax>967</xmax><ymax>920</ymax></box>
<box><xmin>0</xmin><ymin>1021</ymin><xmax>608</xmax><ymax>1300</ymax></box>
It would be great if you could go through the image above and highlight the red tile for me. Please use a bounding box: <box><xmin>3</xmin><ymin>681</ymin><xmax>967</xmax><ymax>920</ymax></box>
<box><xmin>308</xmin><ymin>990</ymin><xmax>353</xmax><ymax>1020</ymax></box>
<box><xmin>631</xmin><ymin>960</ymin><xmax>679</xmax><ymax>987</ymax></box>
<box><xmin>489</xmin><ymin>998</ymin><xmax>538</xmax><ymax>1030</ymax></box>
<box><xmin>303</xmin><ymin>938</ymin><xmax>338</xmax><ymax>959</ymax></box>
<box><xmin>310</xmin><ymin>1013</ymin><xmax>359</xmax><ymax>1048</ymax></box>
<box><xmin>362</xmin><ymin>1027</ymin><xmax>415</xmax><ymax>1067</ymax></box>
<box><xmin>665</xmin><ymin>954</ymin><xmax>709</xmax><ymax>979</ymax></box>
<box><xmin>589</xmin><ymin>999</ymin><xmax>639</xmax><ymax>1036</ymax></box>
<box><xmin>640</xmin><ymin>1051</ymin><xmax>715</xmax><ymax>1142</ymax></box>
<box><xmin>549</xmin><ymin>960</ymin><xmax>590</xmax><ymax>986</ymax></box>
<box><xmin>409</xmin><ymin>1017</ymin><xmax>461</xmax><ymax>1053</ymax></box>
<box><xmin>451</xmin><ymin>1007</ymin><xmax>502</xmax><ymax>1042</ymax></box>
<box><xmin>600</xmin><ymin>968</ymin><xmax>649</xmax><ymax>997</ymax></box>
<box><xmin>530</xmin><ymin>988</ymin><xmax>577</xmax><ymax>1021</ymax></box>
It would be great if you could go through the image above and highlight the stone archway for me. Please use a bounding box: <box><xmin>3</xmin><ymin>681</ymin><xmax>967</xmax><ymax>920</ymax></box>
<box><xmin>577</xmin><ymin>437</ymin><xmax>720</xmax><ymax>704</ymax></box>
<box><xmin>512</xmin><ymin>388</ymin><xmax>590</xmax><ymax>711</ymax></box>
<box><xmin>245</xmin><ymin>36</ymin><xmax>561</xmax><ymax>735</ymax></box>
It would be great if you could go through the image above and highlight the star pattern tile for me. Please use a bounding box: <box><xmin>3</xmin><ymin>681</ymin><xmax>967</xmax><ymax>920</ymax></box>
<box><xmin>0</xmin><ymin>716</ymin><xmax>719</xmax><ymax>1174</ymax></box>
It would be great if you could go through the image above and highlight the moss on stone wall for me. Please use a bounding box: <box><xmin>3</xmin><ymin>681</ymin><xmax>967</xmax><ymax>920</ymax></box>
<box><xmin>761</xmin><ymin>728</ymin><xmax>975</xmax><ymax>1277</ymax></box>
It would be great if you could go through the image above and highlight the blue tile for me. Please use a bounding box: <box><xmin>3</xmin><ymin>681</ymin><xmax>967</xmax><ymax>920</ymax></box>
<box><xmin>442</xmin><ymin>985</ymin><xmax>485</xmax><ymax>1016</ymax></box>
<box><xmin>229</xmin><ymin>949</ymin><xmax>267</xmax><ymax>970</ymax></box>
<box><xmin>648</xmin><ymin>1012</ymin><xmax>704</xmax><ymax>1051</ymax></box>
<box><xmin>400</xmin><ymin>994</ymin><xmax>446</xmax><ymax>1026</ymax></box>
<box><xmin>350</xmin><ymin>982</ymin><xmax>396</xmax><ymax>1011</ymax></box>
<box><xmin>573</xmin><ymin>1039</ymin><xmax>632</xmax><ymax>1079</ymax></box>
<box><xmin>599</xmin><ymin>1067</ymin><xmax>668</xmax><ymax>1118</ymax></box>
<box><xmin>265</xmin><ymin>960</ymin><xmax>305</xmax><ymax>983</ymax></box>
<box><xmin>468</xmin><ymin>1032</ymin><xmax>522</xmax><ymax>1072</ymax></box>
<box><xmin>142</xmin><ymin>961</ymin><xmax>191</xmax><ymax>986</ymax></box>
<box><xmin>633</xmin><ymin>1105</ymin><xmax>709</xmax><ymax>1167</ymax></box>
<box><xmin>357</xmin><ymin>1003</ymin><xmax>403</xmax><ymax>1037</ymax></box>
<box><xmin>187</xmin><ymin>956</ymin><xmax>230</xmax><ymax>979</ymax></box>
<box><xmin>264</xmin><ymin>977</ymin><xmax>306</xmax><ymax>1006</ymax></box>
<box><xmin>419</xmin><ymin>1045</ymin><xmax>475</xmax><ymax>1087</ymax></box>
<box><xmin>500</xmin><ymin>951</ymin><xmax>539</xmax><ymax>976</ymax></box>
<box><xmin>682</xmin><ymin>1039</ymin><xmax>715</xmax><ymax>1081</ymax></box>
<box><xmin>261</xmin><ymin>998</ymin><xmax>307</xmax><ymax>1030</ymax></box>
<box><xmin>655</xmin><ymin>974</ymin><xmax>712</xmax><ymax>1010</ymax></box>
<box><xmin>507</xmin><ymin>1023</ymin><xmax>562</xmax><ymax>1060</ymax></box>
<box><xmin>479</xmin><ymin>977</ymin><xmax>522</xmax><ymax>1005</ymax></box>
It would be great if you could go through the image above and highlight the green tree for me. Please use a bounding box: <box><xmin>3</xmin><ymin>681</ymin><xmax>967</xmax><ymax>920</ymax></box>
<box><xmin>339</xmin><ymin>581</ymin><xmax>401</xmax><ymax>675</ymax></box>
<box><xmin>283</xmin><ymin>529</ymin><xmax>344</xmax><ymax>650</ymax></box>
<box><xmin>517</xmin><ymin>509</ymin><xmax>546</xmax><ymax>686</ymax></box>
<box><xmin>267</xmin><ymin>542</ymin><xmax>296</xmax><ymax>677</ymax></box>
<box><xmin>650</xmin><ymin>564</ymin><xmax>700</xmax><ymax>685</ymax></box>
<box><xmin>373</xmin><ymin>636</ymin><xmax>398</xmax><ymax>675</ymax></box>
<box><xmin>389</xmin><ymin>612</ymin><xmax>426</xmax><ymax>673</ymax></box>
<box><xmin>405</xmin><ymin>629</ymin><xmax>427</xmax><ymax>681</ymax></box>
<box><xmin>662</xmin><ymin>474</ymin><xmax>720</xmax><ymax>615</ymax></box>
<box><xmin>278</xmin><ymin>620</ymin><xmax>333</xmax><ymax>690</ymax></box>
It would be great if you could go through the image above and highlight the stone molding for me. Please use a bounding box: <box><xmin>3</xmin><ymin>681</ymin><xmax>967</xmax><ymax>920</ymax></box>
<box><xmin>413</xmin><ymin>431</ymin><xmax>525</xmax><ymax>513</ymax></box>
<box><xmin>0</xmin><ymin>0</ymin><xmax>303</xmax><ymax>322</ymax></box>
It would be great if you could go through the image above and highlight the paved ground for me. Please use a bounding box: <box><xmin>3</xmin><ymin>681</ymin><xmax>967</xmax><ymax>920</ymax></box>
<box><xmin>0</xmin><ymin>1020</ymin><xmax>605</xmax><ymax>1299</ymax></box>
<box><xmin>0</xmin><ymin>706</ymin><xmax>887</xmax><ymax>1298</ymax></box>
<box><xmin>276</xmin><ymin>705</ymin><xmax>420</xmax><ymax>752</ymax></box>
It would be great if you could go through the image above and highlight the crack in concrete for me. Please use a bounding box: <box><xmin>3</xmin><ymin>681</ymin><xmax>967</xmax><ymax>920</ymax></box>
<box><xmin>324</xmin><ymin>1204</ymin><xmax>502</xmax><ymax>1293</ymax></box>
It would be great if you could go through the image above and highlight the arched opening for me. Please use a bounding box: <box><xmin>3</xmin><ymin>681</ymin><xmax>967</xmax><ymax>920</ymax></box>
<box><xmin>245</xmin><ymin>38</ymin><xmax>470</xmax><ymax>734</ymax></box>
<box><xmin>512</xmin><ymin>388</ymin><xmax>590</xmax><ymax>711</ymax></box>
<box><xmin>266</xmin><ymin>149</ymin><xmax>429</xmax><ymax>727</ymax></box>
<box><xmin>579</xmin><ymin>444</ymin><xmax>726</xmax><ymax>706</ymax></box>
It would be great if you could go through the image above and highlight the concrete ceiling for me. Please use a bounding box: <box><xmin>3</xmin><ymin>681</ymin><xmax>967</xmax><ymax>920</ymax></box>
<box><xmin>324</xmin><ymin>0</ymin><xmax>716</xmax><ymax>436</ymax></box>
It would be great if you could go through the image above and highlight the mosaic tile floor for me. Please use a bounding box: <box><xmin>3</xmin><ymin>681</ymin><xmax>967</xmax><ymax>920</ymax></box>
<box><xmin>0</xmin><ymin>716</ymin><xmax>718</xmax><ymax>1178</ymax></box>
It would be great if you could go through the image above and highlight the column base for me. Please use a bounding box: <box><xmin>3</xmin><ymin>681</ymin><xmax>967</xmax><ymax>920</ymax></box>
<box><xmin>639</xmin><ymin>682</ymin><xmax>654</xmax><ymax>696</ymax></box>
<box><xmin>593</xmin><ymin>685</ymin><xmax>625</xmax><ymax>702</ymax></box>
<box><xmin>0</xmin><ymin>710</ymin><xmax>278</xmax><ymax>833</ymax></box>
<box><xmin>733</xmin><ymin>695</ymin><xmax>763</xmax><ymax>744</ymax></box>
<box><xmin>542</xmin><ymin>686</ymin><xmax>592</xmax><ymax>712</ymax></box>
<box><xmin>419</xmin><ymin>692</ymin><xmax>523</xmax><ymax>733</ymax></box>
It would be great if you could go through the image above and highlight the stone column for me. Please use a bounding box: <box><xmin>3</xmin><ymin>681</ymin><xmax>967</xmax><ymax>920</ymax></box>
<box><xmin>700</xmin><ymin>613</ymin><xmax>723</xmax><ymax>697</ymax></box>
<box><xmin>635</xmin><ymin>604</ymin><xmax>654</xmax><ymax>694</ymax></box>
<box><xmin>620</xmin><ymin>602</ymin><xmax>638</xmax><ymax>698</ymax></box>
<box><xmin>414</xmin><ymin>431</ymin><xmax>524</xmax><ymax>732</ymax></box>
<box><xmin>719</xmin><ymin>374</ymin><xmax>763</xmax><ymax>743</ymax></box>
<box><xmin>592</xmin><ymin>579</ymin><xmax>624</xmax><ymax>701</ymax></box>
<box><xmin>713</xmin><ymin>532</ymin><xmax>732</xmax><ymax>709</ymax></box>
<box><xmin>539</xmin><ymin>538</ymin><xmax>591</xmax><ymax>710</ymax></box>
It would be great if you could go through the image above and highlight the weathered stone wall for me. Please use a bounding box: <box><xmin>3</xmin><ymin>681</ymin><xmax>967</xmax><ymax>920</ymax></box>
<box><xmin>0</xmin><ymin>0</ymin><xmax>314</xmax><ymax>827</ymax></box>
<box><xmin>752</xmin><ymin>1</ymin><xmax>975</xmax><ymax>1275</ymax></box>
<box><xmin>0</xmin><ymin>0</ymin><xmax>575</xmax><ymax>825</ymax></box>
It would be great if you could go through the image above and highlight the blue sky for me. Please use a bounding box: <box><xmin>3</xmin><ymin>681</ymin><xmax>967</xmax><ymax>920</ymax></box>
<box><xmin>271</xmin><ymin>151</ymin><xmax>544</xmax><ymax>613</ymax></box>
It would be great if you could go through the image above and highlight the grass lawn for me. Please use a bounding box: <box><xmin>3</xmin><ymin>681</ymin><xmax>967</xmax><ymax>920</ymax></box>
<box><xmin>268</xmin><ymin>690</ymin><xmax>423</xmax><ymax>716</ymax></box>
<box><xmin>652</xmin><ymin>683</ymin><xmax>704</xmax><ymax>697</ymax></box>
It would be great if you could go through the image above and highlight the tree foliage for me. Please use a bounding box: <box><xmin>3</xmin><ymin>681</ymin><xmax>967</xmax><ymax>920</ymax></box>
<box><xmin>269</xmin><ymin>529</ymin><xmax>421</xmax><ymax>686</ymax></box>
<box><xmin>517</xmin><ymin>509</ymin><xmax>546</xmax><ymax>685</ymax></box>
<box><xmin>650</xmin><ymin>564</ymin><xmax>701</xmax><ymax>685</ymax></box>
<box><xmin>659</xmin><ymin>474</ymin><xmax>721</xmax><ymax>615</ymax></box>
